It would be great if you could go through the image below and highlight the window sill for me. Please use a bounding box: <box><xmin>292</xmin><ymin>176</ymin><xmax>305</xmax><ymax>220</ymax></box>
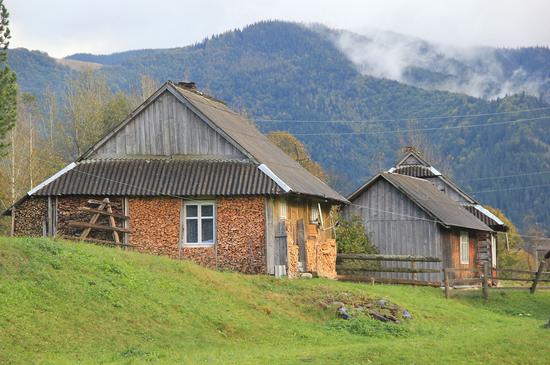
<box><xmin>182</xmin><ymin>243</ymin><xmax>215</xmax><ymax>248</ymax></box>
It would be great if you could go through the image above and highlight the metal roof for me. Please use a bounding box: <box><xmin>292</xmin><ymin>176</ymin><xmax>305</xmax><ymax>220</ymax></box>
<box><xmin>349</xmin><ymin>172</ymin><xmax>492</xmax><ymax>231</ymax></box>
<box><xmin>392</xmin><ymin>165</ymin><xmax>437</xmax><ymax>178</ymax></box>
<box><xmin>32</xmin><ymin>159</ymin><xmax>282</xmax><ymax>197</ymax></box>
<box><xmin>463</xmin><ymin>204</ymin><xmax>508</xmax><ymax>232</ymax></box>
<box><xmin>170</xmin><ymin>83</ymin><xmax>347</xmax><ymax>203</ymax></box>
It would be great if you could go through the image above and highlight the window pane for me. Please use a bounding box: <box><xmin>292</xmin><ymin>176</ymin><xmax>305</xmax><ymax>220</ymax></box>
<box><xmin>201</xmin><ymin>218</ymin><xmax>214</xmax><ymax>243</ymax></box>
<box><xmin>186</xmin><ymin>219</ymin><xmax>198</xmax><ymax>243</ymax></box>
<box><xmin>186</xmin><ymin>205</ymin><xmax>198</xmax><ymax>217</ymax></box>
<box><xmin>202</xmin><ymin>205</ymin><xmax>213</xmax><ymax>217</ymax></box>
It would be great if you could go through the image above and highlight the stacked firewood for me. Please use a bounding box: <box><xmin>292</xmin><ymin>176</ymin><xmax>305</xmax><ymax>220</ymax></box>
<box><xmin>216</xmin><ymin>197</ymin><xmax>266</xmax><ymax>274</ymax></box>
<box><xmin>13</xmin><ymin>197</ymin><xmax>48</xmax><ymax>236</ymax></box>
<box><xmin>128</xmin><ymin>197</ymin><xmax>180</xmax><ymax>257</ymax></box>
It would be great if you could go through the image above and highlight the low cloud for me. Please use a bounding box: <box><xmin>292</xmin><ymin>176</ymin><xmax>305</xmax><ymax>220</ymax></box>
<box><xmin>326</xmin><ymin>28</ymin><xmax>549</xmax><ymax>101</ymax></box>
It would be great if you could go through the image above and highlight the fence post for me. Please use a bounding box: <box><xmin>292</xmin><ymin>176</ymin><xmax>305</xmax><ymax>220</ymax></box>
<box><xmin>411</xmin><ymin>261</ymin><xmax>417</xmax><ymax>281</ymax></box>
<box><xmin>530</xmin><ymin>261</ymin><xmax>547</xmax><ymax>294</ymax></box>
<box><xmin>482</xmin><ymin>262</ymin><xmax>489</xmax><ymax>300</ymax></box>
<box><xmin>443</xmin><ymin>268</ymin><xmax>450</xmax><ymax>299</ymax></box>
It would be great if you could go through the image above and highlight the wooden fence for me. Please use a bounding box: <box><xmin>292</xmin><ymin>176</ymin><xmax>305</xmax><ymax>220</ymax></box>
<box><xmin>443</xmin><ymin>261</ymin><xmax>550</xmax><ymax>299</ymax></box>
<box><xmin>337</xmin><ymin>254</ymin><xmax>550</xmax><ymax>298</ymax></box>
<box><xmin>336</xmin><ymin>253</ymin><xmax>442</xmax><ymax>286</ymax></box>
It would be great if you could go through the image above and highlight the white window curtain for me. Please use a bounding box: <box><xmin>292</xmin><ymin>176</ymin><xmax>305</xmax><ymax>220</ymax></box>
<box><xmin>460</xmin><ymin>231</ymin><xmax>469</xmax><ymax>265</ymax></box>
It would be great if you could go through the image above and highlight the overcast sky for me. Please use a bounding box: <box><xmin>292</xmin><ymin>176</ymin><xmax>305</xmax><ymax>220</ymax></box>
<box><xmin>8</xmin><ymin>0</ymin><xmax>550</xmax><ymax>58</ymax></box>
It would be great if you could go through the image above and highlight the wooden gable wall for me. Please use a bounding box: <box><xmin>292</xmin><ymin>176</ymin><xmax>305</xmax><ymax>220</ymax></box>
<box><xmin>89</xmin><ymin>91</ymin><xmax>246</xmax><ymax>159</ymax></box>
<box><xmin>344</xmin><ymin>178</ymin><xmax>444</xmax><ymax>281</ymax></box>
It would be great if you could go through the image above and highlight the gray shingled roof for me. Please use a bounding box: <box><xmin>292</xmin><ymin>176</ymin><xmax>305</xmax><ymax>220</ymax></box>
<box><xmin>32</xmin><ymin>159</ymin><xmax>282</xmax><ymax>197</ymax></box>
<box><xmin>171</xmin><ymin>83</ymin><xmax>347</xmax><ymax>203</ymax></box>
<box><xmin>350</xmin><ymin>172</ymin><xmax>492</xmax><ymax>231</ymax></box>
<box><xmin>383</xmin><ymin>173</ymin><xmax>492</xmax><ymax>231</ymax></box>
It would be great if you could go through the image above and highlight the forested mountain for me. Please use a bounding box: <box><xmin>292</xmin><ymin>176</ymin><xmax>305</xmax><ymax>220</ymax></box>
<box><xmin>7</xmin><ymin>21</ymin><xmax>550</xmax><ymax>230</ymax></box>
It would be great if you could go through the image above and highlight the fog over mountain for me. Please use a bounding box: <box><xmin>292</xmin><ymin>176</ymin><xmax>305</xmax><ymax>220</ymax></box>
<box><xmin>318</xmin><ymin>26</ymin><xmax>550</xmax><ymax>101</ymax></box>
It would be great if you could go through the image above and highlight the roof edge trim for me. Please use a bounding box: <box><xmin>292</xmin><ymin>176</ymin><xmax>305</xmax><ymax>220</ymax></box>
<box><xmin>258</xmin><ymin>164</ymin><xmax>291</xmax><ymax>193</ymax></box>
<box><xmin>429</xmin><ymin>166</ymin><xmax>442</xmax><ymax>176</ymax></box>
<box><xmin>28</xmin><ymin>162</ymin><xmax>77</xmax><ymax>196</ymax></box>
<box><xmin>474</xmin><ymin>204</ymin><xmax>505</xmax><ymax>226</ymax></box>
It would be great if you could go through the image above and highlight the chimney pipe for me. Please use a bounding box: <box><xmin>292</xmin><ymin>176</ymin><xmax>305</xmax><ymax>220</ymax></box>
<box><xmin>177</xmin><ymin>81</ymin><xmax>196</xmax><ymax>90</ymax></box>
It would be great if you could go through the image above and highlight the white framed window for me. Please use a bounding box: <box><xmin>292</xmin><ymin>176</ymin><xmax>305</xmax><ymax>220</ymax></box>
<box><xmin>460</xmin><ymin>231</ymin><xmax>469</xmax><ymax>265</ymax></box>
<box><xmin>184</xmin><ymin>201</ymin><xmax>215</xmax><ymax>245</ymax></box>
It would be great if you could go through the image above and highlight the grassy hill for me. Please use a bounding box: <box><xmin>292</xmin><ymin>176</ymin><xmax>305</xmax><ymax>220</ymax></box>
<box><xmin>1</xmin><ymin>237</ymin><xmax>549</xmax><ymax>364</ymax></box>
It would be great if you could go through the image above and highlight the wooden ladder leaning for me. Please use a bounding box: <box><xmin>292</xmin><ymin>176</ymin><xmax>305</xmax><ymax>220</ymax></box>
<box><xmin>67</xmin><ymin>198</ymin><xmax>132</xmax><ymax>247</ymax></box>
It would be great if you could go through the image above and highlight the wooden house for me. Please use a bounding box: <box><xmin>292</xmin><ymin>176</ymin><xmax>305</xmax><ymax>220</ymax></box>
<box><xmin>344</xmin><ymin>151</ymin><xmax>507</xmax><ymax>282</ymax></box>
<box><xmin>5</xmin><ymin>81</ymin><xmax>347</xmax><ymax>278</ymax></box>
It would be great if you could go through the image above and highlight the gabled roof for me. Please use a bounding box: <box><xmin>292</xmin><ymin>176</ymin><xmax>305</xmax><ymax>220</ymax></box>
<box><xmin>392</xmin><ymin>151</ymin><xmax>475</xmax><ymax>203</ymax></box>
<box><xmin>168</xmin><ymin>83</ymin><xmax>346</xmax><ymax>202</ymax></box>
<box><xmin>7</xmin><ymin>81</ymin><xmax>346</xmax><ymax>213</ymax></box>
<box><xmin>394</xmin><ymin>151</ymin><xmax>432</xmax><ymax>167</ymax></box>
<box><xmin>390</xmin><ymin>150</ymin><xmax>507</xmax><ymax>230</ymax></box>
<box><xmin>349</xmin><ymin>172</ymin><xmax>492</xmax><ymax>232</ymax></box>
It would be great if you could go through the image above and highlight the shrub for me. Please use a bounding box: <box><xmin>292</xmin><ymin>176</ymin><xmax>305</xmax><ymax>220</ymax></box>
<box><xmin>335</xmin><ymin>214</ymin><xmax>378</xmax><ymax>254</ymax></box>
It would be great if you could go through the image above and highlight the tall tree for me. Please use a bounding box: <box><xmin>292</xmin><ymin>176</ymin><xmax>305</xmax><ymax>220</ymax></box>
<box><xmin>64</xmin><ymin>71</ymin><xmax>135</xmax><ymax>157</ymax></box>
<box><xmin>140</xmin><ymin>75</ymin><xmax>160</xmax><ymax>101</ymax></box>
<box><xmin>0</xmin><ymin>0</ymin><xmax>16</xmax><ymax>153</ymax></box>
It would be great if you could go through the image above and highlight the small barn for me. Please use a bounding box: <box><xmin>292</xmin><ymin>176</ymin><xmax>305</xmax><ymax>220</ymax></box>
<box><xmin>344</xmin><ymin>151</ymin><xmax>507</xmax><ymax>282</ymax></box>
<box><xmin>5</xmin><ymin>81</ymin><xmax>347</xmax><ymax>278</ymax></box>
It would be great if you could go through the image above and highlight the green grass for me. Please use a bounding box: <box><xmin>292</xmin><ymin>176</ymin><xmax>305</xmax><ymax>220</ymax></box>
<box><xmin>1</xmin><ymin>237</ymin><xmax>549</xmax><ymax>364</ymax></box>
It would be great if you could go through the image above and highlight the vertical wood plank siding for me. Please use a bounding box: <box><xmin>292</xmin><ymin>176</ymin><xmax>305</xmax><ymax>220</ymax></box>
<box><xmin>345</xmin><ymin>179</ymin><xmax>443</xmax><ymax>282</ymax></box>
<box><xmin>90</xmin><ymin>91</ymin><xmax>245</xmax><ymax>159</ymax></box>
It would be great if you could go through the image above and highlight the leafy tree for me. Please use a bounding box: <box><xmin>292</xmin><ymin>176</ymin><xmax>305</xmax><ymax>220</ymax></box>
<box><xmin>487</xmin><ymin>207</ymin><xmax>536</xmax><ymax>272</ymax></box>
<box><xmin>140</xmin><ymin>74</ymin><xmax>160</xmax><ymax>101</ymax></box>
<box><xmin>0</xmin><ymin>0</ymin><xmax>16</xmax><ymax>153</ymax></box>
<box><xmin>267</xmin><ymin>131</ymin><xmax>326</xmax><ymax>181</ymax></box>
<box><xmin>64</xmin><ymin>71</ymin><xmax>135</xmax><ymax>156</ymax></box>
<box><xmin>335</xmin><ymin>214</ymin><xmax>378</xmax><ymax>254</ymax></box>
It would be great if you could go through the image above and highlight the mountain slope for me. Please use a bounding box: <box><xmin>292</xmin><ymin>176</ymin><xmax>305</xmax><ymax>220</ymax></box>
<box><xmin>1</xmin><ymin>237</ymin><xmax>549</xmax><ymax>364</ymax></box>
<box><xmin>7</xmin><ymin>21</ymin><xmax>550</xmax><ymax>230</ymax></box>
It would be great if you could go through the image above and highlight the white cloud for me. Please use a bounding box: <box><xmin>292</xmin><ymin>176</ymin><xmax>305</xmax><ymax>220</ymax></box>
<box><xmin>6</xmin><ymin>0</ymin><xmax>550</xmax><ymax>58</ymax></box>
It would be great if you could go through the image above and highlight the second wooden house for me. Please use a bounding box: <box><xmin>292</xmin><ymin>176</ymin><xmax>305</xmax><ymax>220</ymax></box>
<box><xmin>344</xmin><ymin>151</ymin><xmax>507</xmax><ymax>282</ymax></box>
